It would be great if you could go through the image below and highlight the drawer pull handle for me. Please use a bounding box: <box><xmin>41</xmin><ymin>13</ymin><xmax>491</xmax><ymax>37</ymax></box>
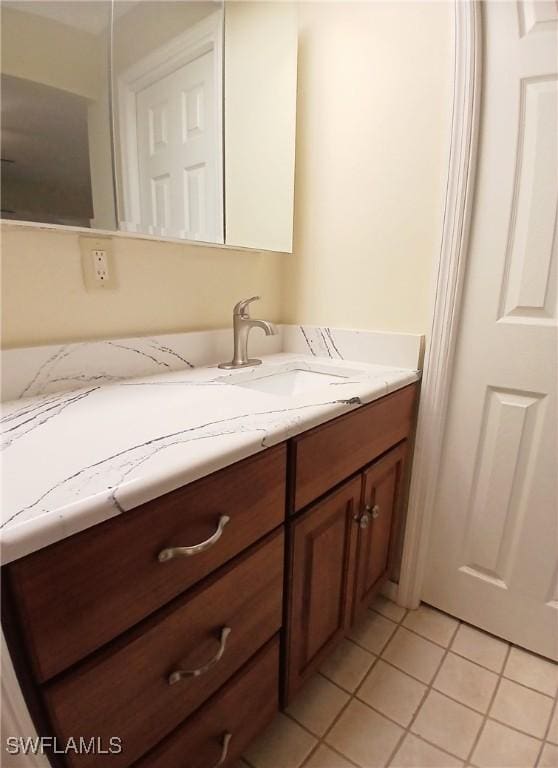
<box><xmin>158</xmin><ymin>515</ymin><xmax>231</xmax><ymax>562</ymax></box>
<box><xmin>211</xmin><ymin>732</ymin><xmax>232</xmax><ymax>768</ymax></box>
<box><xmin>168</xmin><ymin>626</ymin><xmax>232</xmax><ymax>685</ymax></box>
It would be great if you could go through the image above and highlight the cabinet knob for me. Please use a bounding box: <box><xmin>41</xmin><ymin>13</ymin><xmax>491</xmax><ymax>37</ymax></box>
<box><xmin>359</xmin><ymin>511</ymin><xmax>370</xmax><ymax>529</ymax></box>
<box><xmin>372</xmin><ymin>504</ymin><xmax>380</xmax><ymax>519</ymax></box>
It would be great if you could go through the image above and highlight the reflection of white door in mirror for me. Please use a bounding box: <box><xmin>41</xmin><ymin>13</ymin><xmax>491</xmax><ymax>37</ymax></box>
<box><xmin>116</xmin><ymin>12</ymin><xmax>223</xmax><ymax>244</ymax></box>
<box><xmin>136</xmin><ymin>50</ymin><xmax>219</xmax><ymax>242</ymax></box>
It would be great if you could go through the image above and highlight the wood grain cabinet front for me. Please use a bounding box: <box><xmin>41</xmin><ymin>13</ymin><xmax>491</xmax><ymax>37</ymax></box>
<box><xmin>6</xmin><ymin>445</ymin><xmax>286</xmax><ymax>682</ymax></box>
<box><xmin>352</xmin><ymin>443</ymin><xmax>408</xmax><ymax>623</ymax></box>
<box><xmin>1</xmin><ymin>384</ymin><xmax>419</xmax><ymax>767</ymax></box>
<box><xmin>290</xmin><ymin>384</ymin><xmax>416</xmax><ymax>512</ymax></box>
<box><xmin>284</xmin><ymin>477</ymin><xmax>361</xmax><ymax>701</ymax></box>
<box><xmin>132</xmin><ymin>637</ymin><xmax>280</xmax><ymax>768</ymax></box>
<box><xmin>284</xmin><ymin>441</ymin><xmax>410</xmax><ymax>704</ymax></box>
<box><xmin>42</xmin><ymin>531</ymin><xmax>284</xmax><ymax>768</ymax></box>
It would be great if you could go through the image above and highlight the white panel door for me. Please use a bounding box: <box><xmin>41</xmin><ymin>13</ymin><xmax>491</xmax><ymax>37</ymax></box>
<box><xmin>136</xmin><ymin>50</ymin><xmax>222</xmax><ymax>242</ymax></box>
<box><xmin>422</xmin><ymin>0</ymin><xmax>558</xmax><ymax>660</ymax></box>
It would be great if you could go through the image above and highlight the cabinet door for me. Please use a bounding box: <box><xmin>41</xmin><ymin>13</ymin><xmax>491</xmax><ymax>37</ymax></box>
<box><xmin>352</xmin><ymin>442</ymin><xmax>407</xmax><ymax>623</ymax></box>
<box><xmin>284</xmin><ymin>477</ymin><xmax>361</xmax><ymax>702</ymax></box>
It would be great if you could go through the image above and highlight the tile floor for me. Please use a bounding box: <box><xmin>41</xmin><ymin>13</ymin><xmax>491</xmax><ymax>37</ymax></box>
<box><xmin>238</xmin><ymin>596</ymin><xmax>558</xmax><ymax>768</ymax></box>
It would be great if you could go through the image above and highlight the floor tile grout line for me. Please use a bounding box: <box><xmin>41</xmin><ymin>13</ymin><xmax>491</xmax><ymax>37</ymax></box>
<box><xmin>400</xmin><ymin>621</ymin><xmax>460</xmax><ymax>649</ymax></box>
<box><xmin>308</xmin><ymin>608</ymin><xmax>452</xmax><ymax>768</ymax></box>
<box><xmin>301</xmin><ymin>740</ymin><xmax>362</xmax><ymax>768</ymax></box>
<box><xmin>488</xmin><ymin>713</ymin><xmax>552</xmax><ymax>742</ymax></box>
<box><xmin>380</xmin><ymin>643</ymin><xmax>553</xmax><ymax>709</ymax></box>
<box><xmin>397</xmin><ymin>732</ymin><xmax>469</xmax><ymax>767</ymax></box>
<box><xmin>244</xmin><ymin>598</ymin><xmax>556</xmax><ymax>768</ymax></box>
<box><xmin>450</xmin><ymin>618</ymin><xmax>558</xmax><ymax>683</ymax></box>
<box><xmin>464</xmin><ymin>642</ymin><xmax>513</xmax><ymax>765</ymax></box>
<box><xmin>334</xmin><ymin>673</ymin><xmax>477</xmax><ymax>765</ymax></box>
<box><xmin>322</xmin><ymin>742</ymin><xmax>362</xmax><ymax>768</ymax></box>
<box><xmin>278</xmin><ymin>608</ymin><xmax>398</xmax><ymax>768</ymax></box>
<box><xmin>298</xmin><ymin>601</ymin><xmax>410</xmax><ymax>768</ymax></box>
<box><xmin>447</xmin><ymin>624</ymin><xmax>509</xmax><ymax>675</ymax></box>
<box><xmin>385</xmin><ymin>617</ymin><xmax>465</xmax><ymax>766</ymax></box>
<box><xmin>442</xmin><ymin>650</ymin><xmax>555</xmax><ymax>702</ymax></box>
<box><xmin>317</xmin><ymin>609</ymin><xmax>488</xmax><ymax>766</ymax></box>
<box><xmin>346</xmin><ymin>627</ymin><xmax>397</xmax><ymax>659</ymax></box>
<box><xmin>502</xmin><ymin>680</ymin><xmax>556</xmax><ymax>701</ymax></box>
<box><xmin>449</xmin><ymin>646</ymin><xmax>508</xmax><ymax>675</ymax></box>
<box><xmin>534</xmin><ymin>691</ymin><xmax>558</xmax><ymax>768</ymax></box>
<box><xmin>500</xmin><ymin>674</ymin><xmax>558</xmax><ymax>700</ymax></box>
<box><xmin>354</xmin><ymin>617</ymin><xmax>556</xmax><ymax>706</ymax></box>
<box><xmin>298</xmin><ymin>679</ymin><xmax>368</xmax><ymax>767</ymax></box>
<box><xmin>299</xmin><ymin>651</ymin><xmax>381</xmax><ymax>768</ymax></box>
<box><xmin>369</xmin><ymin>604</ymin><xmax>409</xmax><ymax>626</ymax></box>
<box><xmin>393</xmin><ymin>620</ymin><xmax>457</xmax><ymax>651</ymax></box>
<box><xmin>316</xmin><ymin>668</ymin><xmax>367</xmax><ymax>697</ymax></box>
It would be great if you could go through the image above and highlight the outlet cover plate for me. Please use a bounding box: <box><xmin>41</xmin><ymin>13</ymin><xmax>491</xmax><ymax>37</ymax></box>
<box><xmin>80</xmin><ymin>236</ymin><xmax>117</xmax><ymax>290</ymax></box>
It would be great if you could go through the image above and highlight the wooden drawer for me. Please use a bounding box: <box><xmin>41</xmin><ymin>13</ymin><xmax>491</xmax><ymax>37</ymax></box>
<box><xmin>291</xmin><ymin>384</ymin><xmax>417</xmax><ymax>511</ymax></box>
<box><xmin>133</xmin><ymin>636</ymin><xmax>280</xmax><ymax>768</ymax></box>
<box><xmin>42</xmin><ymin>530</ymin><xmax>284</xmax><ymax>768</ymax></box>
<box><xmin>7</xmin><ymin>445</ymin><xmax>286</xmax><ymax>682</ymax></box>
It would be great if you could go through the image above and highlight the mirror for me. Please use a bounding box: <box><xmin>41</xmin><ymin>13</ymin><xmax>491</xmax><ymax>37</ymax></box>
<box><xmin>113</xmin><ymin>1</ymin><xmax>297</xmax><ymax>251</ymax></box>
<box><xmin>1</xmin><ymin>1</ymin><xmax>297</xmax><ymax>252</ymax></box>
<box><xmin>113</xmin><ymin>1</ymin><xmax>225</xmax><ymax>243</ymax></box>
<box><xmin>0</xmin><ymin>1</ymin><xmax>116</xmax><ymax>229</ymax></box>
<box><xmin>223</xmin><ymin>1</ymin><xmax>297</xmax><ymax>251</ymax></box>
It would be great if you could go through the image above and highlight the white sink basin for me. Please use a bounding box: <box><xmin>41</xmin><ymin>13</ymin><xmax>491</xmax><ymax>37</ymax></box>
<box><xmin>226</xmin><ymin>363</ymin><xmax>363</xmax><ymax>397</ymax></box>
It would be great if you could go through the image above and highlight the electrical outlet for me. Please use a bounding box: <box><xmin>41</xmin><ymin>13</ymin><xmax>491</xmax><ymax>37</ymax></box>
<box><xmin>92</xmin><ymin>250</ymin><xmax>109</xmax><ymax>283</ymax></box>
<box><xmin>80</xmin><ymin>237</ymin><xmax>116</xmax><ymax>290</ymax></box>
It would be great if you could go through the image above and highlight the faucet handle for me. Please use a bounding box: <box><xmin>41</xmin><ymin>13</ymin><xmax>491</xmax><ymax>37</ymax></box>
<box><xmin>233</xmin><ymin>296</ymin><xmax>260</xmax><ymax>317</ymax></box>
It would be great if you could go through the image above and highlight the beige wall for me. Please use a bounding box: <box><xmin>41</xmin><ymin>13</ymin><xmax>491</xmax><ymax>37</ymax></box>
<box><xmin>1</xmin><ymin>1</ymin><xmax>452</xmax><ymax>349</ymax></box>
<box><xmin>1</xmin><ymin>6</ymin><xmax>116</xmax><ymax>230</ymax></box>
<box><xmin>1</xmin><ymin>7</ymin><xmax>102</xmax><ymax>99</ymax></box>
<box><xmin>113</xmin><ymin>1</ymin><xmax>215</xmax><ymax>75</ymax></box>
<box><xmin>0</xmin><ymin>227</ymin><xmax>282</xmax><ymax>348</ymax></box>
<box><xmin>283</xmin><ymin>1</ymin><xmax>452</xmax><ymax>334</ymax></box>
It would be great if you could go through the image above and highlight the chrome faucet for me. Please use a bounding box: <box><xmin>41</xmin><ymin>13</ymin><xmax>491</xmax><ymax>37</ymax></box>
<box><xmin>218</xmin><ymin>296</ymin><xmax>278</xmax><ymax>369</ymax></box>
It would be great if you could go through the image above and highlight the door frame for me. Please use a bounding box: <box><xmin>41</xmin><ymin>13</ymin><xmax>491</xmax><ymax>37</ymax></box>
<box><xmin>115</xmin><ymin>10</ymin><xmax>224</xmax><ymax>236</ymax></box>
<box><xmin>396</xmin><ymin>0</ymin><xmax>483</xmax><ymax>608</ymax></box>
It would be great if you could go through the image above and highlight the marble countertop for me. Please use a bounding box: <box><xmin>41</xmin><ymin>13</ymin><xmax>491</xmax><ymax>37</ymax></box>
<box><xmin>1</xmin><ymin>353</ymin><xmax>419</xmax><ymax>564</ymax></box>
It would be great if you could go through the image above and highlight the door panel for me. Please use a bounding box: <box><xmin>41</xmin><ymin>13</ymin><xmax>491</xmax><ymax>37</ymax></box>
<box><xmin>284</xmin><ymin>477</ymin><xmax>360</xmax><ymax>702</ymax></box>
<box><xmin>353</xmin><ymin>443</ymin><xmax>407</xmax><ymax>622</ymax></box>
<box><xmin>423</xmin><ymin>1</ymin><xmax>558</xmax><ymax>660</ymax></box>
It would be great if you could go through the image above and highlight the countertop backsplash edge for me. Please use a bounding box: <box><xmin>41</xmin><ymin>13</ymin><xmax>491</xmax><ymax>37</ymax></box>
<box><xmin>1</xmin><ymin>325</ymin><xmax>424</xmax><ymax>402</ymax></box>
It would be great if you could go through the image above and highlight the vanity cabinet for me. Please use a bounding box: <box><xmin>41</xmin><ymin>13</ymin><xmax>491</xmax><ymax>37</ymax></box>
<box><xmin>133</xmin><ymin>637</ymin><xmax>280</xmax><ymax>768</ymax></box>
<box><xmin>290</xmin><ymin>384</ymin><xmax>416</xmax><ymax>512</ymax></box>
<box><xmin>7</xmin><ymin>445</ymin><xmax>286</xmax><ymax>683</ymax></box>
<box><xmin>284</xmin><ymin>440</ymin><xmax>410</xmax><ymax>701</ymax></box>
<box><xmin>2</xmin><ymin>383</ymin><xmax>417</xmax><ymax>768</ymax></box>
<box><xmin>352</xmin><ymin>443</ymin><xmax>407</xmax><ymax>623</ymax></box>
<box><xmin>43</xmin><ymin>532</ymin><xmax>283</xmax><ymax>768</ymax></box>
<box><xmin>284</xmin><ymin>477</ymin><xmax>361</xmax><ymax>699</ymax></box>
